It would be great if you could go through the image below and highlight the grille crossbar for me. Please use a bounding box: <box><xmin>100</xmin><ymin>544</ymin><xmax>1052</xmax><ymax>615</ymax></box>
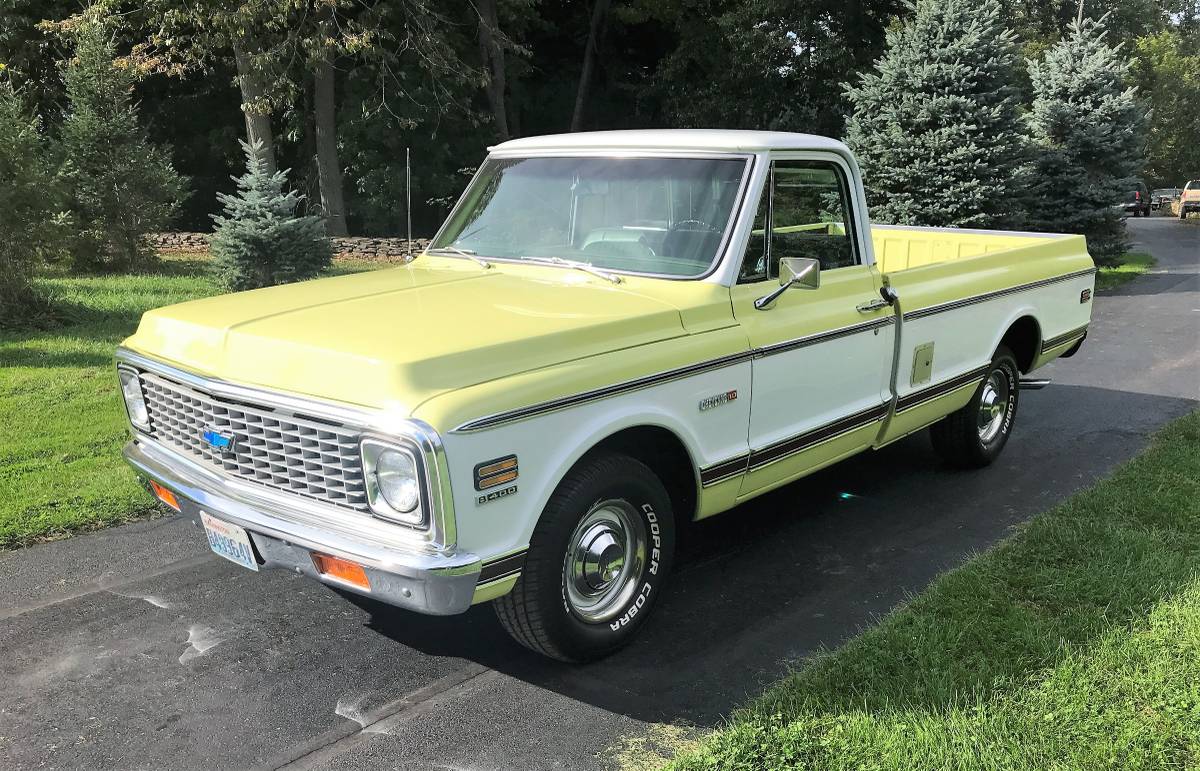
<box><xmin>138</xmin><ymin>372</ymin><xmax>369</xmax><ymax>512</ymax></box>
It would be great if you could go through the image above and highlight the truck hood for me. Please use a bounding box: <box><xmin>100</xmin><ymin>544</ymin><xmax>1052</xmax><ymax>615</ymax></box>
<box><xmin>123</xmin><ymin>257</ymin><xmax>694</xmax><ymax>413</ymax></box>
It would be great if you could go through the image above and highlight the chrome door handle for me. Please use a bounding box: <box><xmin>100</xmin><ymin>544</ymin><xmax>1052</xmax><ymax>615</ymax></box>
<box><xmin>856</xmin><ymin>298</ymin><xmax>890</xmax><ymax>313</ymax></box>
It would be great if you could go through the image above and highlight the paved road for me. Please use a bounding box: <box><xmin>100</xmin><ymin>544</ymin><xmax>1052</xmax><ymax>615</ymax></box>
<box><xmin>2</xmin><ymin>218</ymin><xmax>1197</xmax><ymax>771</ymax></box>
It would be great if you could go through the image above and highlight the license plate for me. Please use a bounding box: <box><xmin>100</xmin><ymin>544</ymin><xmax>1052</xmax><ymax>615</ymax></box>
<box><xmin>201</xmin><ymin>512</ymin><xmax>259</xmax><ymax>572</ymax></box>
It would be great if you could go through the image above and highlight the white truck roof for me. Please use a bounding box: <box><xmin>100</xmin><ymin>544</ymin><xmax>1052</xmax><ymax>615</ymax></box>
<box><xmin>490</xmin><ymin>129</ymin><xmax>851</xmax><ymax>155</ymax></box>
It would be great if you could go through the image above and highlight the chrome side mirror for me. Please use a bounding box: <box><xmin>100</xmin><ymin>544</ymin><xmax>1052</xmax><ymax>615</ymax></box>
<box><xmin>754</xmin><ymin>257</ymin><xmax>820</xmax><ymax>310</ymax></box>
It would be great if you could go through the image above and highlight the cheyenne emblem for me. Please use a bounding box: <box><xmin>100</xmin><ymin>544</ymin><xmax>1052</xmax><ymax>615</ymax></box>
<box><xmin>201</xmin><ymin>428</ymin><xmax>237</xmax><ymax>454</ymax></box>
<box><xmin>699</xmin><ymin>390</ymin><xmax>738</xmax><ymax>411</ymax></box>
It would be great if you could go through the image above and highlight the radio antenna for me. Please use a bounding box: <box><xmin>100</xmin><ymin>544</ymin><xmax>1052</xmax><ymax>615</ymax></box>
<box><xmin>406</xmin><ymin>147</ymin><xmax>413</xmax><ymax>259</ymax></box>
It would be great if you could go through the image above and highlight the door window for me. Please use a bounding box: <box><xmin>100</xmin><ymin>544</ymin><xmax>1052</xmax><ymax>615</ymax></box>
<box><xmin>739</xmin><ymin>160</ymin><xmax>859</xmax><ymax>282</ymax></box>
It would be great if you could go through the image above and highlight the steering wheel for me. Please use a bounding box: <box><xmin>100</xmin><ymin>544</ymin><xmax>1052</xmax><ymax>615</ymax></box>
<box><xmin>662</xmin><ymin>218</ymin><xmax>721</xmax><ymax>260</ymax></box>
<box><xmin>669</xmin><ymin>218</ymin><xmax>719</xmax><ymax>234</ymax></box>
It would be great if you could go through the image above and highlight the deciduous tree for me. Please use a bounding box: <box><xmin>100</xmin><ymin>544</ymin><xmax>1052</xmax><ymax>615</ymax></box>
<box><xmin>1132</xmin><ymin>28</ymin><xmax>1200</xmax><ymax>187</ymax></box>
<box><xmin>143</xmin><ymin>0</ymin><xmax>467</xmax><ymax>236</ymax></box>
<box><xmin>637</xmin><ymin>0</ymin><xmax>900</xmax><ymax>138</ymax></box>
<box><xmin>570</xmin><ymin>0</ymin><xmax>612</xmax><ymax>131</ymax></box>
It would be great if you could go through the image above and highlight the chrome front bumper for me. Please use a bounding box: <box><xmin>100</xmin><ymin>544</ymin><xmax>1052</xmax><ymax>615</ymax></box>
<box><xmin>124</xmin><ymin>438</ymin><xmax>482</xmax><ymax>615</ymax></box>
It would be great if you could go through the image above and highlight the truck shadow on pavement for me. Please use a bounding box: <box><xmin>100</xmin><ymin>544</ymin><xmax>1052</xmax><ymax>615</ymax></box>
<box><xmin>350</xmin><ymin>385</ymin><xmax>1198</xmax><ymax>727</ymax></box>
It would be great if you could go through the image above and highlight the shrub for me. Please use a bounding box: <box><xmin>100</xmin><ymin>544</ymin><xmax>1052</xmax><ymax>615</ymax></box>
<box><xmin>58</xmin><ymin>8</ymin><xmax>184</xmax><ymax>272</ymax></box>
<box><xmin>210</xmin><ymin>140</ymin><xmax>332</xmax><ymax>291</ymax></box>
<box><xmin>1025</xmin><ymin>17</ymin><xmax>1145</xmax><ymax>264</ymax></box>
<box><xmin>0</xmin><ymin>78</ymin><xmax>68</xmax><ymax>328</ymax></box>
<box><xmin>843</xmin><ymin>0</ymin><xmax>1029</xmax><ymax>229</ymax></box>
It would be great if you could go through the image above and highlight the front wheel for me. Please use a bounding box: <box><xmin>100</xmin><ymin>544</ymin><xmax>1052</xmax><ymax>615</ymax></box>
<box><xmin>930</xmin><ymin>346</ymin><xmax>1020</xmax><ymax>468</ymax></box>
<box><xmin>494</xmin><ymin>452</ymin><xmax>675</xmax><ymax>663</ymax></box>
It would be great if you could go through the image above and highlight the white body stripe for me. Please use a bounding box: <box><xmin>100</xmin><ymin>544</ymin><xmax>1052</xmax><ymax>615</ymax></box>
<box><xmin>441</xmin><ymin>362</ymin><xmax>753</xmax><ymax>561</ymax></box>
<box><xmin>444</xmin><ymin>265</ymin><xmax>1093</xmax><ymax>565</ymax></box>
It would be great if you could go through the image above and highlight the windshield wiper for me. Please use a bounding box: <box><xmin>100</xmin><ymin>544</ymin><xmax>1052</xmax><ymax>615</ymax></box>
<box><xmin>519</xmin><ymin>256</ymin><xmax>622</xmax><ymax>284</ymax></box>
<box><xmin>425</xmin><ymin>245</ymin><xmax>492</xmax><ymax>269</ymax></box>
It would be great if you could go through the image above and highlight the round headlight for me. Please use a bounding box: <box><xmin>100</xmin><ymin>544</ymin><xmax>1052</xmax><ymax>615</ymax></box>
<box><xmin>375</xmin><ymin>449</ymin><xmax>420</xmax><ymax>513</ymax></box>
<box><xmin>119</xmin><ymin>370</ymin><xmax>150</xmax><ymax>428</ymax></box>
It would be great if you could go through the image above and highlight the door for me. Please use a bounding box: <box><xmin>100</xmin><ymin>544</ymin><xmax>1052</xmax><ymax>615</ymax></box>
<box><xmin>731</xmin><ymin>157</ymin><xmax>891</xmax><ymax>496</ymax></box>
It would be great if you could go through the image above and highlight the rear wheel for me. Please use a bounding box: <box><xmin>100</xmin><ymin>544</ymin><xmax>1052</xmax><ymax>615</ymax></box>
<box><xmin>930</xmin><ymin>346</ymin><xmax>1020</xmax><ymax>468</ymax></box>
<box><xmin>494</xmin><ymin>452</ymin><xmax>675</xmax><ymax>663</ymax></box>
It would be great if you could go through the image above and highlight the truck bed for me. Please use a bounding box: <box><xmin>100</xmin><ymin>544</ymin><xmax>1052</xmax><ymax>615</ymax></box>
<box><xmin>871</xmin><ymin>224</ymin><xmax>1083</xmax><ymax>274</ymax></box>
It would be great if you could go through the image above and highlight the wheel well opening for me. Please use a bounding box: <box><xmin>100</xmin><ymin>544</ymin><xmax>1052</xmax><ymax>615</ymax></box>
<box><xmin>1001</xmin><ymin>316</ymin><xmax>1041</xmax><ymax>373</ymax></box>
<box><xmin>585</xmin><ymin>426</ymin><xmax>698</xmax><ymax>522</ymax></box>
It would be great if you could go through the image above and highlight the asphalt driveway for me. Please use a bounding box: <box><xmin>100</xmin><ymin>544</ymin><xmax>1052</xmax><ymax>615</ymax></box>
<box><xmin>1</xmin><ymin>217</ymin><xmax>1197</xmax><ymax>771</ymax></box>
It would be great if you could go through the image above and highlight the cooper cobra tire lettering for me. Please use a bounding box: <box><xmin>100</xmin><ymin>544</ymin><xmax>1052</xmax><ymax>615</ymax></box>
<box><xmin>644</xmin><ymin>504</ymin><xmax>661</xmax><ymax>575</ymax></box>
<box><xmin>610</xmin><ymin>582</ymin><xmax>655</xmax><ymax>631</ymax></box>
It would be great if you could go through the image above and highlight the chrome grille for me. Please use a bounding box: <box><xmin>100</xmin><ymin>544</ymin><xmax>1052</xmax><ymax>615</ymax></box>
<box><xmin>138</xmin><ymin>372</ymin><xmax>368</xmax><ymax>512</ymax></box>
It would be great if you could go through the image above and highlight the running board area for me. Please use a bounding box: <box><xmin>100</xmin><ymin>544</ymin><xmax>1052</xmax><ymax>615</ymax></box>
<box><xmin>1018</xmin><ymin>378</ymin><xmax>1051</xmax><ymax>390</ymax></box>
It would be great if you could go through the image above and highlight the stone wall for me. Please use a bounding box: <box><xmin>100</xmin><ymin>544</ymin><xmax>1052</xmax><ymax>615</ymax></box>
<box><xmin>150</xmin><ymin>232</ymin><xmax>211</xmax><ymax>252</ymax></box>
<box><xmin>148</xmin><ymin>232</ymin><xmax>432</xmax><ymax>262</ymax></box>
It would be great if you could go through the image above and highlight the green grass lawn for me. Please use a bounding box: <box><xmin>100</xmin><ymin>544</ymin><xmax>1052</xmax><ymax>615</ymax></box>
<box><xmin>0</xmin><ymin>255</ymin><xmax>379</xmax><ymax>549</ymax></box>
<box><xmin>666</xmin><ymin>411</ymin><xmax>1200</xmax><ymax>770</ymax></box>
<box><xmin>1095</xmin><ymin>251</ymin><xmax>1155</xmax><ymax>292</ymax></box>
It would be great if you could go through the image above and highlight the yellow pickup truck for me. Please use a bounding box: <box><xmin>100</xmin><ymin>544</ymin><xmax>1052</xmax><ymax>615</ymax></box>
<box><xmin>116</xmin><ymin>130</ymin><xmax>1095</xmax><ymax>662</ymax></box>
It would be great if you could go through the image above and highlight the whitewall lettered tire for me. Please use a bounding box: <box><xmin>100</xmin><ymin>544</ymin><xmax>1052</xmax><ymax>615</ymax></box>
<box><xmin>930</xmin><ymin>345</ymin><xmax>1020</xmax><ymax>468</ymax></box>
<box><xmin>493</xmin><ymin>452</ymin><xmax>675</xmax><ymax>663</ymax></box>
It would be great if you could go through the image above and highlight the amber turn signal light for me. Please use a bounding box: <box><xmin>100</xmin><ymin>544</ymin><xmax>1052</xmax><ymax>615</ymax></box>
<box><xmin>149</xmin><ymin>480</ymin><xmax>180</xmax><ymax>511</ymax></box>
<box><xmin>310</xmin><ymin>552</ymin><xmax>370</xmax><ymax>590</ymax></box>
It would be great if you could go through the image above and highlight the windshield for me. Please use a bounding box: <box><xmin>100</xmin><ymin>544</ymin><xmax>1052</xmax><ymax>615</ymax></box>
<box><xmin>430</xmin><ymin>156</ymin><xmax>749</xmax><ymax>277</ymax></box>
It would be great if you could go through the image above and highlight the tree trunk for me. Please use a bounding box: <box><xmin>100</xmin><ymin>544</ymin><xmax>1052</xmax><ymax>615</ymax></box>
<box><xmin>313</xmin><ymin>56</ymin><xmax>348</xmax><ymax>236</ymax></box>
<box><xmin>232</xmin><ymin>39</ymin><xmax>277</xmax><ymax>175</ymax></box>
<box><xmin>476</xmin><ymin>0</ymin><xmax>510</xmax><ymax>140</ymax></box>
<box><xmin>570</xmin><ymin>0</ymin><xmax>611</xmax><ymax>132</ymax></box>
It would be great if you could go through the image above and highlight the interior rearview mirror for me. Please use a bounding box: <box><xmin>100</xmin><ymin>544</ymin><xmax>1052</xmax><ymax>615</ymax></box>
<box><xmin>754</xmin><ymin>257</ymin><xmax>821</xmax><ymax>310</ymax></box>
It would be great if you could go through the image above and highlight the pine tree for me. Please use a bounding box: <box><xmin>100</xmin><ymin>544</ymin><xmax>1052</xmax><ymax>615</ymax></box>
<box><xmin>843</xmin><ymin>0</ymin><xmax>1028</xmax><ymax>229</ymax></box>
<box><xmin>1026</xmin><ymin>17</ymin><xmax>1145</xmax><ymax>263</ymax></box>
<box><xmin>211</xmin><ymin>141</ymin><xmax>332</xmax><ymax>291</ymax></box>
<box><xmin>0</xmin><ymin>78</ymin><xmax>68</xmax><ymax>328</ymax></box>
<box><xmin>59</xmin><ymin>8</ymin><xmax>184</xmax><ymax>271</ymax></box>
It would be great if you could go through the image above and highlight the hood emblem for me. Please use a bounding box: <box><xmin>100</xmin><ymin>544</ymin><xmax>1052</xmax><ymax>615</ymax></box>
<box><xmin>201</xmin><ymin>428</ymin><xmax>237</xmax><ymax>454</ymax></box>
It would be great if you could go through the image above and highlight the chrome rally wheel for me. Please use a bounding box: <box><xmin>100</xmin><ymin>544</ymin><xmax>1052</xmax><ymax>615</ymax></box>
<box><xmin>976</xmin><ymin>370</ymin><xmax>1011</xmax><ymax>444</ymax></box>
<box><xmin>563</xmin><ymin>499</ymin><xmax>647</xmax><ymax>623</ymax></box>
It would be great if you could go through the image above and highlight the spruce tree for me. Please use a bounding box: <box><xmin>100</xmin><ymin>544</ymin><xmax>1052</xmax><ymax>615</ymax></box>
<box><xmin>211</xmin><ymin>141</ymin><xmax>332</xmax><ymax>291</ymax></box>
<box><xmin>59</xmin><ymin>9</ymin><xmax>183</xmax><ymax>271</ymax></box>
<box><xmin>1026</xmin><ymin>17</ymin><xmax>1145</xmax><ymax>263</ymax></box>
<box><xmin>843</xmin><ymin>0</ymin><xmax>1027</xmax><ymax>228</ymax></box>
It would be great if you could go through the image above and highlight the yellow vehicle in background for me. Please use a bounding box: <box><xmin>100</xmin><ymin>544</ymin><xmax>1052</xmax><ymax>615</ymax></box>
<box><xmin>1181</xmin><ymin>180</ymin><xmax>1200</xmax><ymax>218</ymax></box>
<box><xmin>116</xmin><ymin>131</ymin><xmax>1095</xmax><ymax>661</ymax></box>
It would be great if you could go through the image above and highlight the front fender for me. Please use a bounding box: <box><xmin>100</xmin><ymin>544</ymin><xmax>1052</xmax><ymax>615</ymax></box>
<box><xmin>433</xmin><ymin>359</ymin><xmax>753</xmax><ymax>564</ymax></box>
